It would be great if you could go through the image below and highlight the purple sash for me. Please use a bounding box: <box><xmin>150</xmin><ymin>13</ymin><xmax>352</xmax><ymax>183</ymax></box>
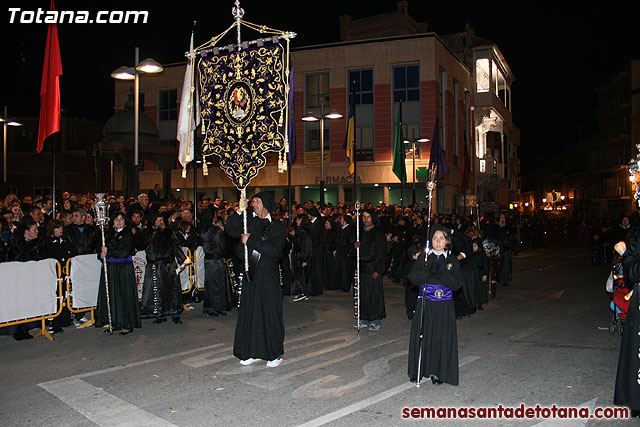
<box><xmin>106</xmin><ymin>256</ymin><xmax>133</xmax><ymax>263</ymax></box>
<box><xmin>418</xmin><ymin>284</ymin><xmax>452</xmax><ymax>302</ymax></box>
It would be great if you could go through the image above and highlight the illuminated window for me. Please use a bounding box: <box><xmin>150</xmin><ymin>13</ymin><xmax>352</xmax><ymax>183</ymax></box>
<box><xmin>475</xmin><ymin>59</ymin><xmax>490</xmax><ymax>93</ymax></box>
<box><xmin>348</xmin><ymin>69</ymin><xmax>374</xmax><ymax>158</ymax></box>
<box><xmin>480</xmin><ymin>159</ymin><xmax>486</xmax><ymax>173</ymax></box>
<box><xmin>305</xmin><ymin>72</ymin><xmax>330</xmax><ymax>153</ymax></box>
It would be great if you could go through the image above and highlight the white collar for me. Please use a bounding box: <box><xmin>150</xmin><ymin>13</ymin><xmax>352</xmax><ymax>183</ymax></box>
<box><xmin>310</xmin><ymin>217</ymin><xmax>317</xmax><ymax>223</ymax></box>
<box><xmin>253</xmin><ymin>212</ymin><xmax>272</xmax><ymax>222</ymax></box>
<box><xmin>428</xmin><ymin>249</ymin><xmax>448</xmax><ymax>258</ymax></box>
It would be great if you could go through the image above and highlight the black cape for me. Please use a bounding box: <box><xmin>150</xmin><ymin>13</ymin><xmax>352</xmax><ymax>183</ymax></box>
<box><xmin>200</xmin><ymin>224</ymin><xmax>229</xmax><ymax>313</ymax></box>
<box><xmin>358</xmin><ymin>224</ymin><xmax>386</xmax><ymax>321</ymax></box>
<box><xmin>407</xmin><ymin>251</ymin><xmax>462</xmax><ymax>385</ymax></box>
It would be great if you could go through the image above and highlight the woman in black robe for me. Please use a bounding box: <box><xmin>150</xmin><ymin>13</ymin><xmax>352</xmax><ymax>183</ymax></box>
<box><xmin>493</xmin><ymin>213</ymin><xmax>514</xmax><ymax>286</ymax></box>
<box><xmin>140</xmin><ymin>212</ymin><xmax>186</xmax><ymax>323</ymax></box>
<box><xmin>407</xmin><ymin>223</ymin><xmax>463</xmax><ymax>385</ymax></box>
<box><xmin>471</xmin><ymin>238</ymin><xmax>489</xmax><ymax>309</ymax></box>
<box><xmin>95</xmin><ymin>212</ymin><xmax>141</xmax><ymax>335</ymax></box>
<box><xmin>290</xmin><ymin>215</ymin><xmax>312</xmax><ymax>300</ymax></box>
<box><xmin>614</xmin><ymin>235</ymin><xmax>640</xmax><ymax>416</ymax></box>
<box><xmin>226</xmin><ymin>192</ymin><xmax>286</xmax><ymax>367</ymax></box>
<box><xmin>199</xmin><ymin>208</ymin><xmax>229</xmax><ymax>317</ymax></box>
<box><xmin>334</xmin><ymin>214</ymin><xmax>356</xmax><ymax>292</ymax></box>
<box><xmin>355</xmin><ymin>210</ymin><xmax>386</xmax><ymax>330</ymax></box>
<box><xmin>45</xmin><ymin>219</ymin><xmax>75</xmax><ymax>331</ymax></box>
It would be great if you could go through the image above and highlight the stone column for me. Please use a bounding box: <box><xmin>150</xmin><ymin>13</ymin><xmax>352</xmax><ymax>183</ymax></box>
<box><xmin>383</xmin><ymin>185</ymin><xmax>390</xmax><ymax>205</ymax></box>
<box><xmin>338</xmin><ymin>184</ymin><xmax>345</xmax><ymax>203</ymax></box>
<box><xmin>294</xmin><ymin>185</ymin><xmax>302</xmax><ymax>204</ymax></box>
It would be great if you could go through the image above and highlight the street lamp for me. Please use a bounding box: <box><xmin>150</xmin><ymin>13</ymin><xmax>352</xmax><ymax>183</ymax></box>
<box><xmin>111</xmin><ymin>47</ymin><xmax>163</xmax><ymax>195</ymax></box>
<box><xmin>404</xmin><ymin>136</ymin><xmax>430</xmax><ymax>206</ymax></box>
<box><xmin>302</xmin><ymin>108</ymin><xmax>343</xmax><ymax>205</ymax></box>
<box><xmin>1</xmin><ymin>106</ymin><xmax>23</xmax><ymax>185</ymax></box>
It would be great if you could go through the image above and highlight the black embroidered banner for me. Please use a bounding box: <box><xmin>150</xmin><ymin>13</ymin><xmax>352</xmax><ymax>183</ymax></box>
<box><xmin>199</xmin><ymin>43</ymin><xmax>286</xmax><ymax>189</ymax></box>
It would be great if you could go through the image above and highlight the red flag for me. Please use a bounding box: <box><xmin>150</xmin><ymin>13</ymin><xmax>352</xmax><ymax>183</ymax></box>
<box><xmin>37</xmin><ymin>0</ymin><xmax>62</xmax><ymax>153</ymax></box>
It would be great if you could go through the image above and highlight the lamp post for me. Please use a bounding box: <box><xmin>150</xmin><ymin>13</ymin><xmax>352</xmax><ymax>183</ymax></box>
<box><xmin>111</xmin><ymin>47</ymin><xmax>163</xmax><ymax>196</ymax></box>
<box><xmin>302</xmin><ymin>109</ymin><xmax>342</xmax><ymax>205</ymax></box>
<box><xmin>1</xmin><ymin>106</ymin><xmax>23</xmax><ymax>187</ymax></box>
<box><xmin>404</xmin><ymin>137</ymin><xmax>430</xmax><ymax>206</ymax></box>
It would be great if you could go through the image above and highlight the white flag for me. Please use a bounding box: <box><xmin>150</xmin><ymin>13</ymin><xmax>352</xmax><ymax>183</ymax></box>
<box><xmin>177</xmin><ymin>33</ymin><xmax>200</xmax><ymax>173</ymax></box>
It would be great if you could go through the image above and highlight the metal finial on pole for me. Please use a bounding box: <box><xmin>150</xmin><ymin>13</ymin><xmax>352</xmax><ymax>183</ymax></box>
<box><xmin>232</xmin><ymin>0</ymin><xmax>244</xmax><ymax>49</ymax></box>
<box><xmin>94</xmin><ymin>193</ymin><xmax>113</xmax><ymax>335</ymax></box>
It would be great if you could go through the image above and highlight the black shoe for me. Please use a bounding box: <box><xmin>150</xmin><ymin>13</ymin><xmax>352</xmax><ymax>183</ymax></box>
<box><xmin>217</xmin><ymin>311</ymin><xmax>227</xmax><ymax>316</ymax></box>
<box><xmin>430</xmin><ymin>376</ymin><xmax>443</xmax><ymax>385</ymax></box>
<box><xmin>153</xmin><ymin>318</ymin><xmax>167</xmax><ymax>324</ymax></box>
<box><xmin>173</xmin><ymin>318</ymin><xmax>182</xmax><ymax>324</ymax></box>
<box><xmin>207</xmin><ymin>312</ymin><xmax>219</xmax><ymax>317</ymax></box>
<box><xmin>477</xmin><ymin>304</ymin><xmax>483</xmax><ymax>310</ymax></box>
<box><xmin>13</xmin><ymin>332</ymin><xmax>24</xmax><ymax>341</ymax></box>
<box><xmin>23</xmin><ymin>331</ymin><xmax>33</xmax><ymax>340</ymax></box>
<box><xmin>631</xmin><ymin>410</ymin><xmax>640</xmax><ymax>418</ymax></box>
<box><xmin>53</xmin><ymin>326</ymin><xmax>64</xmax><ymax>333</ymax></box>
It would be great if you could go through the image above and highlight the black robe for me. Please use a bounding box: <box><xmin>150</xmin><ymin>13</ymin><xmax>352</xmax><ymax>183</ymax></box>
<box><xmin>451</xmin><ymin>230</ymin><xmax>476</xmax><ymax>317</ymax></box>
<box><xmin>7</xmin><ymin>236</ymin><xmax>46</xmax><ymax>262</ymax></box>
<box><xmin>471</xmin><ymin>249</ymin><xmax>490</xmax><ymax>304</ymax></box>
<box><xmin>200</xmin><ymin>224</ymin><xmax>229</xmax><ymax>314</ymax></box>
<box><xmin>407</xmin><ymin>251</ymin><xmax>463</xmax><ymax>385</ymax></box>
<box><xmin>615</xmin><ymin>230</ymin><xmax>640</xmax><ymax>410</ymax></box>
<box><xmin>290</xmin><ymin>226</ymin><xmax>312</xmax><ymax>296</ymax></box>
<box><xmin>63</xmin><ymin>223</ymin><xmax>99</xmax><ymax>256</ymax></box>
<box><xmin>358</xmin><ymin>225</ymin><xmax>386</xmax><ymax>321</ymax></box>
<box><xmin>334</xmin><ymin>223</ymin><xmax>356</xmax><ymax>292</ymax></box>
<box><xmin>95</xmin><ymin>228</ymin><xmax>142</xmax><ymax>330</ymax></box>
<box><xmin>226</xmin><ymin>211</ymin><xmax>286</xmax><ymax>361</ymax></box>
<box><xmin>140</xmin><ymin>228</ymin><xmax>186</xmax><ymax>318</ymax></box>
<box><xmin>308</xmin><ymin>217</ymin><xmax>324</xmax><ymax>296</ymax></box>
<box><xmin>321</xmin><ymin>227</ymin><xmax>337</xmax><ymax>290</ymax></box>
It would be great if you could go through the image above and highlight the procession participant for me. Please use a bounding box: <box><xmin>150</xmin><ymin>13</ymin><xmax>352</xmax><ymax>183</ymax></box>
<box><xmin>225</xmin><ymin>192</ymin><xmax>286</xmax><ymax>367</ymax></box>
<box><xmin>291</xmin><ymin>214</ymin><xmax>312</xmax><ymax>301</ymax></box>
<box><xmin>334</xmin><ymin>214</ymin><xmax>356</xmax><ymax>292</ymax></box>
<box><xmin>471</xmin><ymin>238</ymin><xmax>490</xmax><ymax>310</ymax></box>
<box><xmin>140</xmin><ymin>211</ymin><xmax>187</xmax><ymax>324</ymax></box>
<box><xmin>407</xmin><ymin>224</ymin><xmax>463</xmax><ymax>385</ymax></box>
<box><xmin>354</xmin><ymin>210</ymin><xmax>386</xmax><ymax>330</ymax></box>
<box><xmin>306</xmin><ymin>205</ymin><xmax>324</xmax><ymax>296</ymax></box>
<box><xmin>95</xmin><ymin>211</ymin><xmax>141</xmax><ymax>335</ymax></box>
<box><xmin>45</xmin><ymin>219</ymin><xmax>75</xmax><ymax>332</ymax></box>
<box><xmin>199</xmin><ymin>208</ymin><xmax>229</xmax><ymax>317</ymax></box>
<box><xmin>320</xmin><ymin>217</ymin><xmax>337</xmax><ymax>290</ymax></box>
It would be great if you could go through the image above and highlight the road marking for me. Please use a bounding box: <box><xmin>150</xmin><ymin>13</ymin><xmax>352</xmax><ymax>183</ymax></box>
<box><xmin>182</xmin><ymin>328</ymin><xmax>341</xmax><ymax>368</ymax></box>
<box><xmin>39</xmin><ymin>378</ymin><xmax>178</xmax><ymax>427</ymax></box>
<box><xmin>296</xmin><ymin>355</ymin><xmax>479</xmax><ymax>427</ymax></box>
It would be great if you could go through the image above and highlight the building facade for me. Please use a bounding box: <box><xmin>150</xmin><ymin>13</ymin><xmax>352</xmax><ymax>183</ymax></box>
<box><xmin>109</xmin><ymin>3</ymin><xmax>520</xmax><ymax>214</ymax></box>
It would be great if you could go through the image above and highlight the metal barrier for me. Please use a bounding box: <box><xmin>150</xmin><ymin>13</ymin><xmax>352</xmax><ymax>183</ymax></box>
<box><xmin>0</xmin><ymin>259</ymin><xmax>64</xmax><ymax>341</ymax></box>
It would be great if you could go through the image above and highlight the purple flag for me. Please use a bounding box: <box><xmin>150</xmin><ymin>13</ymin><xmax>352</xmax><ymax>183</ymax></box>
<box><xmin>429</xmin><ymin>118</ymin><xmax>449</xmax><ymax>180</ymax></box>
<box><xmin>288</xmin><ymin>68</ymin><xmax>296</xmax><ymax>163</ymax></box>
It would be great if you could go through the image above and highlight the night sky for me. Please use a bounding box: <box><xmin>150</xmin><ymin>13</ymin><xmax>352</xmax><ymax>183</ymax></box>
<box><xmin>3</xmin><ymin>0</ymin><xmax>640</xmax><ymax>185</ymax></box>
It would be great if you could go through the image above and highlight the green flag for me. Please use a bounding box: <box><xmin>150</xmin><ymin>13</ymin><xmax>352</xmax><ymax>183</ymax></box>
<box><xmin>392</xmin><ymin>102</ymin><xmax>407</xmax><ymax>183</ymax></box>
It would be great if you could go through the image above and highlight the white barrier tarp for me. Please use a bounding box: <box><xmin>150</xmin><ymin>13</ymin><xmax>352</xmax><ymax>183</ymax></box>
<box><xmin>195</xmin><ymin>246</ymin><xmax>205</xmax><ymax>289</ymax></box>
<box><xmin>180</xmin><ymin>247</ymin><xmax>190</xmax><ymax>291</ymax></box>
<box><xmin>0</xmin><ymin>258</ymin><xmax>58</xmax><ymax>324</ymax></box>
<box><xmin>68</xmin><ymin>254</ymin><xmax>102</xmax><ymax>309</ymax></box>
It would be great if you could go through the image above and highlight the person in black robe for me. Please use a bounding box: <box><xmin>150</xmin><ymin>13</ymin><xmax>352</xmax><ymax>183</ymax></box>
<box><xmin>199</xmin><ymin>208</ymin><xmax>229</xmax><ymax>317</ymax></box>
<box><xmin>95</xmin><ymin>212</ymin><xmax>141</xmax><ymax>335</ymax></box>
<box><xmin>408</xmin><ymin>223</ymin><xmax>463</xmax><ymax>385</ymax></box>
<box><xmin>614</xmin><ymin>235</ymin><xmax>640</xmax><ymax>416</ymax></box>
<box><xmin>334</xmin><ymin>214</ymin><xmax>356</xmax><ymax>292</ymax></box>
<box><xmin>307</xmin><ymin>206</ymin><xmax>324</xmax><ymax>296</ymax></box>
<box><xmin>290</xmin><ymin>215</ymin><xmax>312</xmax><ymax>301</ymax></box>
<box><xmin>471</xmin><ymin>238</ymin><xmax>489</xmax><ymax>310</ymax></box>
<box><xmin>321</xmin><ymin>217</ymin><xmax>337</xmax><ymax>290</ymax></box>
<box><xmin>492</xmin><ymin>213</ymin><xmax>514</xmax><ymax>286</ymax></box>
<box><xmin>355</xmin><ymin>209</ymin><xmax>386</xmax><ymax>330</ymax></box>
<box><xmin>451</xmin><ymin>227</ymin><xmax>476</xmax><ymax>318</ymax></box>
<box><xmin>225</xmin><ymin>192</ymin><xmax>286</xmax><ymax>367</ymax></box>
<box><xmin>140</xmin><ymin>211</ymin><xmax>187</xmax><ymax>323</ymax></box>
<box><xmin>403</xmin><ymin>244</ymin><xmax>422</xmax><ymax>319</ymax></box>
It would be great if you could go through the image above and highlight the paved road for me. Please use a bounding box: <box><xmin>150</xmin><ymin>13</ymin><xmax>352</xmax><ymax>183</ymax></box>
<box><xmin>0</xmin><ymin>246</ymin><xmax>630</xmax><ymax>426</ymax></box>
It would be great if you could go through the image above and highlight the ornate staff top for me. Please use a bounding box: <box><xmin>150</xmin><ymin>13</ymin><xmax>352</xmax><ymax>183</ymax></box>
<box><xmin>629</xmin><ymin>144</ymin><xmax>640</xmax><ymax>207</ymax></box>
<box><xmin>94</xmin><ymin>193</ymin><xmax>109</xmax><ymax>227</ymax></box>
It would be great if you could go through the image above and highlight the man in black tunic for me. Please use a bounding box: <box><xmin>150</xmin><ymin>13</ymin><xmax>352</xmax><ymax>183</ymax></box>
<box><xmin>226</xmin><ymin>192</ymin><xmax>286</xmax><ymax>367</ymax></box>
<box><xmin>355</xmin><ymin>210</ymin><xmax>386</xmax><ymax>330</ymax></box>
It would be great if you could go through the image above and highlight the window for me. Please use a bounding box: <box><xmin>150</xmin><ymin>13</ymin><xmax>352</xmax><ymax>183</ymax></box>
<box><xmin>475</xmin><ymin>59</ymin><xmax>490</xmax><ymax>93</ymax></box>
<box><xmin>158</xmin><ymin>89</ymin><xmax>177</xmax><ymax>121</ymax></box>
<box><xmin>305</xmin><ymin>72</ymin><xmax>330</xmax><ymax>153</ymax></box>
<box><xmin>439</xmin><ymin>67</ymin><xmax>447</xmax><ymax>152</ymax></box>
<box><xmin>33</xmin><ymin>187</ymin><xmax>52</xmax><ymax>198</ymax></box>
<box><xmin>393</xmin><ymin>64</ymin><xmax>420</xmax><ymax>151</ymax></box>
<box><xmin>348</xmin><ymin>69</ymin><xmax>374</xmax><ymax>160</ymax></box>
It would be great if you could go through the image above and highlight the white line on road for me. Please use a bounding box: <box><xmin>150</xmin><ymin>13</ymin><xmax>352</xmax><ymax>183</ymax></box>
<box><xmin>296</xmin><ymin>355</ymin><xmax>480</xmax><ymax>427</ymax></box>
<box><xmin>39</xmin><ymin>378</ymin><xmax>178</xmax><ymax>427</ymax></box>
<box><xmin>510</xmin><ymin>324</ymin><xmax>545</xmax><ymax>341</ymax></box>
